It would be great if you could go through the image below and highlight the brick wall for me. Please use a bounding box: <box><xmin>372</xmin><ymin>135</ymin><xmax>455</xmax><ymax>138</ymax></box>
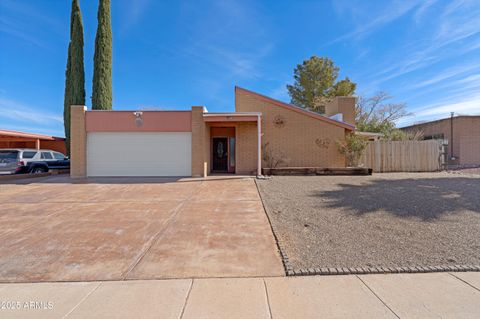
<box><xmin>235</xmin><ymin>122</ymin><xmax>258</xmax><ymax>174</ymax></box>
<box><xmin>325</xmin><ymin>96</ymin><xmax>356</xmax><ymax>126</ymax></box>
<box><xmin>458</xmin><ymin>117</ymin><xmax>480</xmax><ymax>165</ymax></box>
<box><xmin>235</xmin><ymin>89</ymin><xmax>347</xmax><ymax>168</ymax></box>
<box><xmin>191</xmin><ymin>106</ymin><xmax>208</xmax><ymax>177</ymax></box>
<box><xmin>70</xmin><ymin>105</ymin><xmax>87</xmax><ymax>178</ymax></box>
<box><xmin>41</xmin><ymin>140</ymin><xmax>67</xmax><ymax>154</ymax></box>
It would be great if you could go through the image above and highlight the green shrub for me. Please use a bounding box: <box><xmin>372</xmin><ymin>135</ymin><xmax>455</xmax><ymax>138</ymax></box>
<box><xmin>336</xmin><ymin>134</ymin><xmax>369</xmax><ymax>167</ymax></box>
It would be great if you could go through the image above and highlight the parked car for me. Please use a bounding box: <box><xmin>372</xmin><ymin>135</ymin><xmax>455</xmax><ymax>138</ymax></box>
<box><xmin>0</xmin><ymin>149</ymin><xmax>70</xmax><ymax>175</ymax></box>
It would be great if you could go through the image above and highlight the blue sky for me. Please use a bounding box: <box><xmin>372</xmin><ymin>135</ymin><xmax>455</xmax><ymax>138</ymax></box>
<box><xmin>0</xmin><ymin>0</ymin><xmax>479</xmax><ymax>137</ymax></box>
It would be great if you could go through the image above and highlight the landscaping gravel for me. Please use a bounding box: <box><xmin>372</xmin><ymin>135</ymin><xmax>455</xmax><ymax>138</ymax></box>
<box><xmin>256</xmin><ymin>172</ymin><xmax>480</xmax><ymax>270</ymax></box>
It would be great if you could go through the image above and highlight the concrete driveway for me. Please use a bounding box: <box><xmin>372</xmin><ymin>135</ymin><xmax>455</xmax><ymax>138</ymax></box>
<box><xmin>0</xmin><ymin>176</ymin><xmax>283</xmax><ymax>282</ymax></box>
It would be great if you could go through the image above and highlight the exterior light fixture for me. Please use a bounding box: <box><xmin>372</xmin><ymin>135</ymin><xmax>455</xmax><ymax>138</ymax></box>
<box><xmin>133</xmin><ymin>111</ymin><xmax>144</xmax><ymax>127</ymax></box>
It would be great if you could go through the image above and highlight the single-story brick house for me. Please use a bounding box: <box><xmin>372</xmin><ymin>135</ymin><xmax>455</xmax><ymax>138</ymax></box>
<box><xmin>401</xmin><ymin>115</ymin><xmax>480</xmax><ymax>166</ymax></box>
<box><xmin>70</xmin><ymin>87</ymin><xmax>355</xmax><ymax>177</ymax></box>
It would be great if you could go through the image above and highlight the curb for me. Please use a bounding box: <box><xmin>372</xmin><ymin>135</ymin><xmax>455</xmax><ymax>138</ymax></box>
<box><xmin>290</xmin><ymin>265</ymin><xmax>480</xmax><ymax>276</ymax></box>
<box><xmin>254</xmin><ymin>178</ymin><xmax>294</xmax><ymax>275</ymax></box>
<box><xmin>255</xmin><ymin>178</ymin><xmax>480</xmax><ymax>277</ymax></box>
<box><xmin>0</xmin><ymin>172</ymin><xmax>51</xmax><ymax>181</ymax></box>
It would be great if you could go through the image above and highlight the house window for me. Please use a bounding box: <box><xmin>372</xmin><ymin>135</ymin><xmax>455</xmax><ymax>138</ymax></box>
<box><xmin>424</xmin><ymin>133</ymin><xmax>444</xmax><ymax>140</ymax></box>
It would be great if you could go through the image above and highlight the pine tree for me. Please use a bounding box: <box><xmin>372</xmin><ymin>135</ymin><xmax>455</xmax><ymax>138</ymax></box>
<box><xmin>287</xmin><ymin>56</ymin><xmax>356</xmax><ymax>113</ymax></box>
<box><xmin>92</xmin><ymin>0</ymin><xmax>113</xmax><ymax>110</ymax></box>
<box><xmin>63</xmin><ymin>0</ymin><xmax>85</xmax><ymax>155</ymax></box>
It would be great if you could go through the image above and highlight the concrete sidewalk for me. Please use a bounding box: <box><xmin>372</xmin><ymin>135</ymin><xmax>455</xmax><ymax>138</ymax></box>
<box><xmin>0</xmin><ymin>272</ymin><xmax>479</xmax><ymax>319</ymax></box>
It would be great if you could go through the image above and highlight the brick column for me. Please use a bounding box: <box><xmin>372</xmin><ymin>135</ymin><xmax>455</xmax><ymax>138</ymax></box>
<box><xmin>70</xmin><ymin>105</ymin><xmax>87</xmax><ymax>178</ymax></box>
<box><xmin>191</xmin><ymin>106</ymin><xmax>207</xmax><ymax>177</ymax></box>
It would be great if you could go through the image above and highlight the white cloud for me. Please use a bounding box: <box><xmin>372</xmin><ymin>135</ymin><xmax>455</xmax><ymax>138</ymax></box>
<box><xmin>0</xmin><ymin>97</ymin><xmax>63</xmax><ymax>125</ymax></box>
<box><xmin>176</xmin><ymin>0</ymin><xmax>274</xmax><ymax>84</ymax></box>
<box><xmin>363</xmin><ymin>1</ymin><xmax>480</xmax><ymax>88</ymax></box>
<box><xmin>413</xmin><ymin>0</ymin><xmax>438</xmax><ymax>23</ymax></box>
<box><xmin>0</xmin><ymin>17</ymin><xmax>48</xmax><ymax>48</ymax></box>
<box><xmin>410</xmin><ymin>62</ymin><xmax>480</xmax><ymax>89</ymax></box>
<box><xmin>398</xmin><ymin>93</ymin><xmax>480</xmax><ymax>126</ymax></box>
<box><xmin>328</xmin><ymin>1</ymin><xmax>422</xmax><ymax>44</ymax></box>
<box><xmin>0</xmin><ymin>0</ymin><xmax>62</xmax><ymax>47</ymax></box>
<box><xmin>118</xmin><ymin>0</ymin><xmax>152</xmax><ymax>34</ymax></box>
<box><xmin>0</xmin><ymin>123</ymin><xmax>64</xmax><ymax>137</ymax></box>
<box><xmin>268</xmin><ymin>82</ymin><xmax>290</xmax><ymax>101</ymax></box>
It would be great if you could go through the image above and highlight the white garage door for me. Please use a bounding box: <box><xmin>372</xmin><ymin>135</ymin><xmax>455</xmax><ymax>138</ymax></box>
<box><xmin>87</xmin><ymin>132</ymin><xmax>192</xmax><ymax>177</ymax></box>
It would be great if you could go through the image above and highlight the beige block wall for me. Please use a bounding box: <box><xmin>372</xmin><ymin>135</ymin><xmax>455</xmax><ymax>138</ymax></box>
<box><xmin>70</xmin><ymin>105</ymin><xmax>87</xmax><ymax>178</ymax></box>
<box><xmin>458</xmin><ymin>117</ymin><xmax>480</xmax><ymax>165</ymax></box>
<box><xmin>235</xmin><ymin>123</ymin><xmax>258</xmax><ymax>174</ymax></box>
<box><xmin>191</xmin><ymin>106</ymin><xmax>208</xmax><ymax>177</ymax></box>
<box><xmin>402</xmin><ymin>116</ymin><xmax>480</xmax><ymax>165</ymax></box>
<box><xmin>236</xmin><ymin>90</ymin><xmax>346</xmax><ymax>168</ymax></box>
<box><xmin>325</xmin><ymin>96</ymin><xmax>356</xmax><ymax>126</ymax></box>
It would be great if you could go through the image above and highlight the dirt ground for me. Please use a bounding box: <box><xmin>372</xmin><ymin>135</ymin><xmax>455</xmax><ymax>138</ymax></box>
<box><xmin>447</xmin><ymin>166</ymin><xmax>480</xmax><ymax>176</ymax></box>
<box><xmin>257</xmin><ymin>172</ymin><xmax>480</xmax><ymax>270</ymax></box>
<box><xmin>0</xmin><ymin>176</ymin><xmax>283</xmax><ymax>282</ymax></box>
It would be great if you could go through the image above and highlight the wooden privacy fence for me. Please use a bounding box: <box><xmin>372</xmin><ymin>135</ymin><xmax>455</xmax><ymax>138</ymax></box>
<box><xmin>360</xmin><ymin>140</ymin><xmax>444</xmax><ymax>172</ymax></box>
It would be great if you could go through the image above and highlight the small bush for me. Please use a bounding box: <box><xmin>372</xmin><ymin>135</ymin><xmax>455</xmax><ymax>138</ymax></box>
<box><xmin>336</xmin><ymin>134</ymin><xmax>369</xmax><ymax>167</ymax></box>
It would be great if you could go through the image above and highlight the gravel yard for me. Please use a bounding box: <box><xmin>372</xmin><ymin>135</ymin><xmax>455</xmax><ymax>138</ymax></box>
<box><xmin>256</xmin><ymin>172</ymin><xmax>480</xmax><ymax>270</ymax></box>
<box><xmin>448</xmin><ymin>166</ymin><xmax>480</xmax><ymax>176</ymax></box>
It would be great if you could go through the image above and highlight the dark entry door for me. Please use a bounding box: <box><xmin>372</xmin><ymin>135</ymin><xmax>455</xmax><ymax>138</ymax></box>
<box><xmin>212</xmin><ymin>138</ymin><xmax>228</xmax><ymax>172</ymax></box>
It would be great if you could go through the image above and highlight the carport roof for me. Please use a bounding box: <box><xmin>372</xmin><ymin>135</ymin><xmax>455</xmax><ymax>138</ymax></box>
<box><xmin>0</xmin><ymin>129</ymin><xmax>65</xmax><ymax>140</ymax></box>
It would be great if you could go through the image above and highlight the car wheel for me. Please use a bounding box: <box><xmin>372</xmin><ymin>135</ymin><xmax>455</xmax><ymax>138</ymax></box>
<box><xmin>31</xmin><ymin>167</ymin><xmax>47</xmax><ymax>174</ymax></box>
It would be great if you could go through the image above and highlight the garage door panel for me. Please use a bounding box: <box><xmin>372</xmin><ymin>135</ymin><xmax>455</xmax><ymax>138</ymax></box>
<box><xmin>87</xmin><ymin>132</ymin><xmax>191</xmax><ymax>176</ymax></box>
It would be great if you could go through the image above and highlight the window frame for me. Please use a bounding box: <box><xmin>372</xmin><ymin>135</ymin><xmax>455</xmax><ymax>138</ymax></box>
<box><xmin>21</xmin><ymin>151</ymin><xmax>38</xmax><ymax>159</ymax></box>
<box><xmin>52</xmin><ymin>152</ymin><xmax>65</xmax><ymax>160</ymax></box>
<box><xmin>41</xmin><ymin>152</ymin><xmax>54</xmax><ymax>160</ymax></box>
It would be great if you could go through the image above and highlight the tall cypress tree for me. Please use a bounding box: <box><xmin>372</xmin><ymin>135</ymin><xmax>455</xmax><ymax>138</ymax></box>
<box><xmin>92</xmin><ymin>0</ymin><xmax>113</xmax><ymax>110</ymax></box>
<box><xmin>63</xmin><ymin>0</ymin><xmax>85</xmax><ymax>155</ymax></box>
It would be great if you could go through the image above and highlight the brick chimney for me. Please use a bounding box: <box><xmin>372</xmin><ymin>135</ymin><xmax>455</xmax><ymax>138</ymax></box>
<box><xmin>324</xmin><ymin>96</ymin><xmax>356</xmax><ymax>126</ymax></box>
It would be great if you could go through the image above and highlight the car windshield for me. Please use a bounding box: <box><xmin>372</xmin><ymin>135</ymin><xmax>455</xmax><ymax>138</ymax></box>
<box><xmin>0</xmin><ymin>151</ymin><xmax>19</xmax><ymax>160</ymax></box>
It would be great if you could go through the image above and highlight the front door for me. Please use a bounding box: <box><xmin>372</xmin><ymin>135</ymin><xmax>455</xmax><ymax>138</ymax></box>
<box><xmin>212</xmin><ymin>137</ymin><xmax>228</xmax><ymax>172</ymax></box>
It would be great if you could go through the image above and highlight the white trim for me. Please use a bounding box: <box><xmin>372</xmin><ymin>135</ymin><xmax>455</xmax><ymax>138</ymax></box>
<box><xmin>257</xmin><ymin>114</ymin><xmax>262</xmax><ymax>177</ymax></box>
<box><xmin>203</xmin><ymin>112</ymin><xmax>262</xmax><ymax>117</ymax></box>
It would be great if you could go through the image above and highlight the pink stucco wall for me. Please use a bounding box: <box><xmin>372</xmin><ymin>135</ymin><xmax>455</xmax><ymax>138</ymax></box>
<box><xmin>85</xmin><ymin>111</ymin><xmax>192</xmax><ymax>132</ymax></box>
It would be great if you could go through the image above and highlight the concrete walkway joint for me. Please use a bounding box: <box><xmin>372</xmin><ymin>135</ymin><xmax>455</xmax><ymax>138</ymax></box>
<box><xmin>0</xmin><ymin>272</ymin><xmax>479</xmax><ymax>319</ymax></box>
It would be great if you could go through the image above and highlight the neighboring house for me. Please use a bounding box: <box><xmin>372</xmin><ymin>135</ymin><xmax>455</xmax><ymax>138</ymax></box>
<box><xmin>0</xmin><ymin>129</ymin><xmax>66</xmax><ymax>154</ymax></box>
<box><xmin>356</xmin><ymin>131</ymin><xmax>383</xmax><ymax>141</ymax></box>
<box><xmin>70</xmin><ymin>87</ymin><xmax>356</xmax><ymax>177</ymax></box>
<box><xmin>401</xmin><ymin>115</ymin><xmax>480</xmax><ymax>166</ymax></box>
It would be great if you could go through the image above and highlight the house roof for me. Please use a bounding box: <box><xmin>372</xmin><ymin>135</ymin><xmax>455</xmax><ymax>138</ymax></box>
<box><xmin>235</xmin><ymin>86</ymin><xmax>355</xmax><ymax>130</ymax></box>
<box><xmin>400</xmin><ymin>115</ymin><xmax>480</xmax><ymax>129</ymax></box>
<box><xmin>0</xmin><ymin>129</ymin><xmax>64</xmax><ymax>140</ymax></box>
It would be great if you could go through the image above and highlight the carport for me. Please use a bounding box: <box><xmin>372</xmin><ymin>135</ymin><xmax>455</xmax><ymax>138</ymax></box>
<box><xmin>0</xmin><ymin>129</ymin><xmax>66</xmax><ymax>154</ymax></box>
